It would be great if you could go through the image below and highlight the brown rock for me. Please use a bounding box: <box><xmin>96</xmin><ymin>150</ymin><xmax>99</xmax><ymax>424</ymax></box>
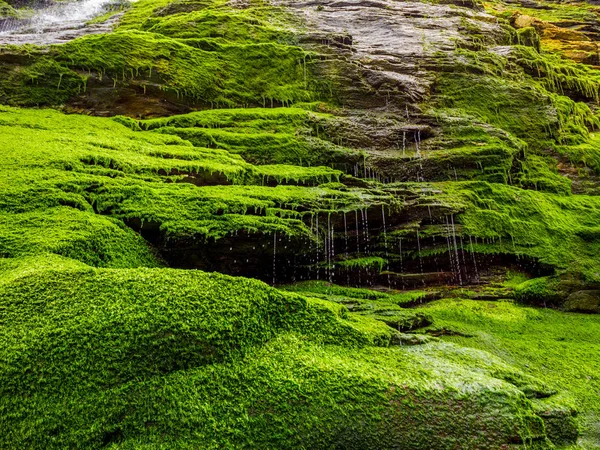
<box><xmin>564</xmin><ymin>290</ymin><xmax>600</xmax><ymax>313</ymax></box>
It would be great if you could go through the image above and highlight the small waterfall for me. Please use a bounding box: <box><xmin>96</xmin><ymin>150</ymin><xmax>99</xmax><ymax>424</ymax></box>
<box><xmin>0</xmin><ymin>0</ymin><xmax>121</xmax><ymax>44</ymax></box>
<box><xmin>415</xmin><ymin>130</ymin><xmax>422</xmax><ymax>158</ymax></box>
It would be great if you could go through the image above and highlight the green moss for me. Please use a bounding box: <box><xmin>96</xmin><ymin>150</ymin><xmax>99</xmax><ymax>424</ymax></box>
<box><xmin>485</xmin><ymin>0</ymin><xmax>600</xmax><ymax>24</ymax></box>
<box><xmin>432</xmin><ymin>45</ymin><xmax>600</xmax><ymax>192</ymax></box>
<box><xmin>514</xmin><ymin>276</ymin><xmax>562</xmax><ymax>306</ymax></box>
<box><xmin>0</xmin><ymin>208</ymin><xmax>160</xmax><ymax>268</ymax></box>
<box><xmin>0</xmin><ymin>0</ymin><xmax>322</xmax><ymax>109</ymax></box>
<box><xmin>137</xmin><ymin>107</ymin><xmax>359</xmax><ymax>166</ymax></box>
<box><xmin>2</xmin><ymin>0</ymin><xmax>600</xmax><ymax>445</ymax></box>
<box><xmin>0</xmin><ymin>106</ymin><xmax>378</xmax><ymax>250</ymax></box>
<box><xmin>553</xmin><ymin>132</ymin><xmax>600</xmax><ymax>175</ymax></box>
<box><xmin>337</xmin><ymin>256</ymin><xmax>387</xmax><ymax>271</ymax></box>
<box><xmin>0</xmin><ymin>0</ymin><xmax>16</xmax><ymax>18</ymax></box>
<box><xmin>0</xmin><ymin>258</ymin><xmax>567</xmax><ymax>448</ymax></box>
<box><xmin>422</xmin><ymin>298</ymin><xmax>600</xmax><ymax>448</ymax></box>
<box><xmin>282</xmin><ymin>280</ymin><xmax>392</xmax><ymax>300</ymax></box>
<box><xmin>440</xmin><ymin>181</ymin><xmax>600</xmax><ymax>281</ymax></box>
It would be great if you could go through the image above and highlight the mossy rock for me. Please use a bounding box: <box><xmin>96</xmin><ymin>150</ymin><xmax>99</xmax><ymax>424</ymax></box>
<box><xmin>0</xmin><ymin>0</ymin><xmax>16</xmax><ymax>18</ymax></box>
<box><xmin>0</xmin><ymin>258</ymin><xmax>566</xmax><ymax>449</ymax></box>
<box><xmin>515</xmin><ymin>275</ymin><xmax>600</xmax><ymax>310</ymax></box>
<box><xmin>564</xmin><ymin>290</ymin><xmax>600</xmax><ymax>313</ymax></box>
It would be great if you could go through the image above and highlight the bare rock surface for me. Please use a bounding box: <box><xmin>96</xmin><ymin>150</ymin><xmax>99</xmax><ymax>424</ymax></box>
<box><xmin>273</xmin><ymin>0</ymin><xmax>506</xmax><ymax>109</ymax></box>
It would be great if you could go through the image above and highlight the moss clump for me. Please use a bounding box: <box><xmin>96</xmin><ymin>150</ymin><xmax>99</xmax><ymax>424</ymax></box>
<box><xmin>423</xmin><ymin>298</ymin><xmax>600</xmax><ymax>448</ymax></box>
<box><xmin>514</xmin><ymin>276</ymin><xmax>563</xmax><ymax>306</ymax></box>
<box><xmin>136</xmin><ymin>107</ymin><xmax>360</xmax><ymax>167</ymax></box>
<box><xmin>0</xmin><ymin>0</ymin><xmax>16</xmax><ymax>17</ymax></box>
<box><xmin>0</xmin><ymin>207</ymin><xmax>160</xmax><ymax>268</ymax></box>
<box><xmin>0</xmin><ymin>0</ymin><xmax>321</xmax><ymax>109</ymax></box>
<box><xmin>0</xmin><ymin>257</ymin><xmax>566</xmax><ymax>449</ymax></box>
<box><xmin>440</xmin><ymin>181</ymin><xmax>600</xmax><ymax>281</ymax></box>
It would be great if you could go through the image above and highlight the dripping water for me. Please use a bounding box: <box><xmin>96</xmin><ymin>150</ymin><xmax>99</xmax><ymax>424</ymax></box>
<box><xmin>272</xmin><ymin>232</ymin><xmax>277</xmax><ymax>285</ymax></box>
<box><xmin>399</xmin><ymin>238</ymin><xmax>405</xmax><ymax>290</ymax></box>
<box><xmin>416</xmin><ymin>230</ymin><xmax>424</xmax><ymax>284</ymax></box>
<box><xmin>469</xmin><ymin>235</ymin><xmax>479</xmax><ymax>282</ymax></box>
<box><xmin>381</xmin><ymin>206</ymin><xmax>391</xmax><ymax>288</ymax></box>
<box><xmin>315</xmin><ymin>215</ymin><xmax>320</xmax><ymax>280</ymax></box>
<box><xmin>445</xmin><ymin>216</ymin><xmax>457</xmax><ymax>281</ymax></box>
<box><xmin>450</xmin><ymin>215</ymin><xmax>463</xmax><ymax>285</ymax></box>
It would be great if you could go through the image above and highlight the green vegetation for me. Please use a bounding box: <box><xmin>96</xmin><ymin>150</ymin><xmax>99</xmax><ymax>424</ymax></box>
<box><xmin>484</xmin><ymin>0</ymin><xmax>600</xmax><ymax>24</ymax></box>
<box><xmin>0</xmin><ymin>0</ymin><xmax>321</xmax><ymax>108</ymax></box>
<box><xmin>0</xmin><ymin>257</ymin><xmax>579</xmax><ymax>448</ymax></box>
<box><xmin>438</xmin><ymin>181</ymin><xmax>600</xmax><ymax>281</ymax></box>
<box><xmin>0</xmin><ymin>0</ymin><xmax>16</xmax><ymax>18</ymax></box>
<box><xmin>136</xmin><ymin>106</ymin><xmax>360</xmax><ymax>167</ymax></box>
<box><xmin>423</xmin><ymin>298</ymin><xmax>600</xmax><ymax>449</ymax></box>
<box><xmin>0</xmin><ymin>105</ymin><xmax>371</xmax><ymax>248</ymax></box>
<box><xmin>2</xmin><ymin>0</ymin><xmax>600</xmax><ymax>447</ymax></box>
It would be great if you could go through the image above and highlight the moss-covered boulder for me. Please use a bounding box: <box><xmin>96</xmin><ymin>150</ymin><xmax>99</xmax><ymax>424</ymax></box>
<box><xmin>0</xmin><ymin>257</ymin><xmax>574</xmax><ymax>449</ymax></box>
<box><xmin>564</xmin><ymin>290</ymin><xmax>600</xmax><ymax>313</ymax></box>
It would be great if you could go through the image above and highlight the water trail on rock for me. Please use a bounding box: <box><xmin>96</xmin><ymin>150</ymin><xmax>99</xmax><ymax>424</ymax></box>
<box><xmin>343</xmin><ymin>212</ymin><xmax>348</xmax><ymax>255</ymax></box>
<box><xmin>315</xmin><ymin>215</ymin><xmax>320</xmax><ymax>280</ymax></box>
<box><xmin>355</xmin><ymin>210</ymin><xmax>360</xmax><ymax>254</ymax></box>
<box><xmin>343</xmin><ymin>212</ymin><xmax>350</xmax><ymax>285</ymax></box>
<box><xmin>398</xmin><ymin>238</ymin><xmax>405</xmax><ymax>290</ymax></box>
<box><xmin>469</xmin><ymin>235</ymin><xmax>479</xmax><ymax>282</ymax></box>
<box><xmin>445</xmin><ymin>216</ymin><xmax>456</xmax><ymax>282</ymax></box>
<box><xmin>402</xmin><ymin>131</ymin><xmax>406</xmax><ymax>156</ymax></box>
<box><xmin>450</xmin><ymin>214</ymin><xmax>463</xmax><ymax>285</ymax></box>
<box><xmin>416</xmin><ymin>229</ymin><xmax>424</xmax><ymax>283</ymax></box>
<box><xmin>381</xmin><ymin>205</ymin><xmax>390</xmax><ymax>288</ymax></box>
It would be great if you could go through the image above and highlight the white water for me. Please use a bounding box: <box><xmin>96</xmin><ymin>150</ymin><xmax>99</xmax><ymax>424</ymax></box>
<box><xmin>0</xmin><ymin>0</ymin><xmax>122</xmax><ymax>44</ymax></box>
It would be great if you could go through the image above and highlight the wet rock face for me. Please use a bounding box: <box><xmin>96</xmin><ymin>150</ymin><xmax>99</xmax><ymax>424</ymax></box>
<box><xmin>275</xmin><ymin>0</ymin><xmax>507</xmax><ymax>110</ymax></box>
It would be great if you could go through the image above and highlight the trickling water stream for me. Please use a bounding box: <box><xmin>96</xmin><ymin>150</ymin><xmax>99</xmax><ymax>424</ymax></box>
<box><xmin>0</xmin><ymin>0</ymin><xmax>123</xmax><ymax>45</ymax></box>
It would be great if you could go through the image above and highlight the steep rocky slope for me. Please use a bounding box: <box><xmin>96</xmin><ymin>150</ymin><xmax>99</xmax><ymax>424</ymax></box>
<box><xmin>1</xmin><ymin>0</ymin><xmax>600</xmax><ymax>448</ymax></box>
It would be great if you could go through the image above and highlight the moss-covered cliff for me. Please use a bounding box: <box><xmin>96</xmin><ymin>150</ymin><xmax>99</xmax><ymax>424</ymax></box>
<box><xmin>1</xmin><ymin>0</ymin><xmax>600</xmax><ymax>448</ymax></box>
